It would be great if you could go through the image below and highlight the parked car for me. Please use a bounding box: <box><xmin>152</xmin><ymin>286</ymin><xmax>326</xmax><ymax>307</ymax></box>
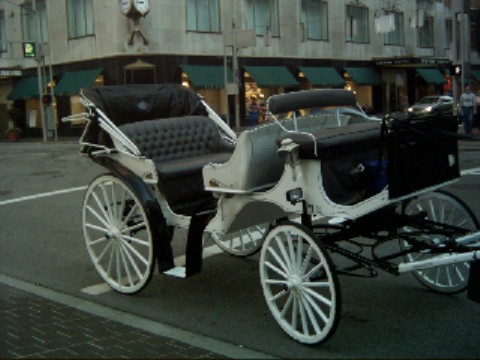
<box><xmin>278</xmin><ymin>106</ymin><xmax>381</xmax><ymax>129</ymax></box>
<box><xmin>407</xmin><ymin>95</ymin><xmax>454</xmax><ymax>117</ymax></box>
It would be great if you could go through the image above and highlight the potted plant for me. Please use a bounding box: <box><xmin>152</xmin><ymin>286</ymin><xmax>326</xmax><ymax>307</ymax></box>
<box><xmin>6</xmin><ymin>127</ymin><xmax>23</xmax><ymax>142</ymax></box>
<box><xmin>5</xmin><ymin>108</ymin><xmax>24</xmax><ymax>142</ymax></box>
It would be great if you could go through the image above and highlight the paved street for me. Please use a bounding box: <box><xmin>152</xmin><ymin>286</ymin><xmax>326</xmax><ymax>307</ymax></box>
<box><xmin>0</xmin><ymin>138</ymin><xmax>479</xmax><ymax>359</ymax></box>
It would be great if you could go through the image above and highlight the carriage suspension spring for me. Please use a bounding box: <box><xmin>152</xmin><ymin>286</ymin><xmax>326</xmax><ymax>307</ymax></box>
<box><xmin>325</xmin><ymin>243</ymin><xmax>400</xmax><ymax>277</ymax></box>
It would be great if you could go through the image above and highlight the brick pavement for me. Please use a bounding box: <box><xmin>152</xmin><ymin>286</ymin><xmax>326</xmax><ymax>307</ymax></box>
<box><xmin>0</xmin><ymin>283</ymin><xmax>228</xmax><ymax>359</ymax></box>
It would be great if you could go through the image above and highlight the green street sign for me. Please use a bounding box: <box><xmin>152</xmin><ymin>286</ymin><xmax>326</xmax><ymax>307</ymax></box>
<box><xmin>23</xmin><ymin>42</ymin><xmax>36</xmax><ymax>58</ymax></box>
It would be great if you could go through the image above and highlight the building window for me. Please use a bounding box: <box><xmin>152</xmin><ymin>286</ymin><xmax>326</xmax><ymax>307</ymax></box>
<box><xmin>21</xmin><ymin>0</ymin><xmax>48</xmax><ymax>43</ymax></box>
<box><xmin>67</xmin><ymin>0</ymin><xmax>94</xmax><ymax>38</ymax></box>
<box><xmin>0</xmin><ymin>11</ymin><xmax>6</xmax><ymax>53</ymax></box>
<box><xmin>187</xmin><ymin>0</ymin><xmax>220</xmax><ymax>32</ymax></box>
<box><xmin>346</xmin><ymin>4</ymin><xmax>369</xmax><ymax>43</ymax></box>
<box><xmin>301</xmin><ymin>0</ymin><xmax>328</xmax><ymax>41</ymax></box>
<box><xmin>445</xmin><ymin>18</ymin><xmax>452</xmax><ymax>50</ymax></box>
<box><xmin>417</xmin><ymin>15</ymin><xmax>434</xmax><ymax>48</ymax></box>
<box><xmin>246</xmin><ymin>0</ymin><xmax>279</xmax><ymax>36</ymax></box>
<box><xmin>384</xmin><ymin>12</ymin><xmax>404</xmax><ymax>46</ymax></box>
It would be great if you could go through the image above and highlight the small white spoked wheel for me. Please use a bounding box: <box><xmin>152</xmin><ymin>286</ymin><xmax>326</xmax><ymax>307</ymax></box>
<box><xmin>209</xmin><ymin>223</ymin><xmax>268</xmax><ymax>257</ymax></box>
<box><xmin>260</xmin><ymin>221</ymin><xmax>341</xmax><ymax>344</ymax></box>
<box><xmin>400</xmin><ymin>191</ymin><xmax>479</xmax><ymax>294</ymax></box>
<box><xmin>83</xmin><ymin>174</ymin><xmax>156</xmax><ymax>294</ymax></box>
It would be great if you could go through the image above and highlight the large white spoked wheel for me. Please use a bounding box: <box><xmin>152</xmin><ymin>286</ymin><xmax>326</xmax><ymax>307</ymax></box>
<box><xmin>83</xmin><ymin>174</ymin><xmax>156</xmax><ymax>294</ymax></box>
<box><xmin>400</xmin><ymin>191</ymin><xmax>479</xmax><ymax>294</ymax></box>
<box><xmin>208</xmin><ymin>223</ymin><xmax>268</xmax><ymax>257</ymax></box>
<box><xmin>260</xmin><ymin>221</ymin><xmax>341</xmax><ymax>344</ymax></box>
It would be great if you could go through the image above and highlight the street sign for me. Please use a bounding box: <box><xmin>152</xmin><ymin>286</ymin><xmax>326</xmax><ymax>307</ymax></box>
<box><xmin>23</xmin><ymin>42</ymin><xmax>36</xmax><ymax>58</ymax></box>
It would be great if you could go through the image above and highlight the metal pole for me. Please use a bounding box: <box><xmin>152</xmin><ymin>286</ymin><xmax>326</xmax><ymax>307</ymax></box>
<box><xmin>460</xmin><ymin>4</ymin><xmax>465</xmax><ymax>94</ymax></box>
<box><xmin>233</xmin><ymin>26</ymin><xmax>240</xmax><ymax>132</ymax></box>
<box><xmin>45</xmin><ymin>0</ymin><xmax>57</xmax><ymax>141</ymax></box>
<box><xmin>33</xmin><ymin>0</ymin><xmax>47</xmax><ymax>142</ymax></box>
<box><xmin>224</xmin><ymin>44</ymin><xmax>230</xmax><ymax>127</ymax></box>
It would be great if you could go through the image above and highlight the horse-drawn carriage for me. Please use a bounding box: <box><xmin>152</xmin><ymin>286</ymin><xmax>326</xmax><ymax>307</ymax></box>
<box><xmin>64</xmin><ymin>85</ymin><xmax>480</xmax><ymax>345</ymax></box>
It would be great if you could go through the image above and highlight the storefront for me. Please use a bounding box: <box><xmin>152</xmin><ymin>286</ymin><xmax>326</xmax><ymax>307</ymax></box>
<box><xmin>375</xmin><ymin>57</ymin><xmax>451</xmax><ymax>112</ymax></box>
<box><xmin>298</xmin><ymin>67</ymin><xmax>345</xmax><ymax>90</ymax></box>
<box><xmin>243</xmin><ymin>66</ymin><xmax>299</xmax><ymax>125</ymax></box>
<box><xmin>180</xmin><ymin>65</ymin><xmax>232</xmax><ymax>118</ymax></box>
<box><xmin>343</xmin><ymin>67</ymin><xmax>384</xmax><ymax>113</ymax></box>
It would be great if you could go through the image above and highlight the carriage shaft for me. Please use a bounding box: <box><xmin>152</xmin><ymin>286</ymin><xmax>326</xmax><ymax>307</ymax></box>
<box><xmin>398</xmin><ymin>251</ymin><xmax>479</xmax><ymax>273</ymax></box>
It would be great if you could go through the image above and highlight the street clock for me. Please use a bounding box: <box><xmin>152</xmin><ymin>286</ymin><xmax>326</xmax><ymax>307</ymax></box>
<box><xmin>119</xmin><ymin>0</ymin><xmax>151</xmax><ymax>46</ymax></box>
<box><xmin>119</xmin><ymin>0</ymin><xmax>150</xmax><ymax>17</ymax></box>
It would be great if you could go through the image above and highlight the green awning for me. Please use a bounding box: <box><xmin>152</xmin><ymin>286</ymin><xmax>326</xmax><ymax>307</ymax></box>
<box><xmin>344</xmin><ymin>67</ymin><xmax>384</xmax><ymax>86</ymax></box>
<box><xmin>416</xmin><ymin>68</ymin><xmax>446</xmax><ymax>84</ymax></box>
<box><xmin>299</xmin><ymin>67</ymin><xmax>345</xmax><ymax>87</ymax></box>
<box><xmin>244</xmin><ymin>66</ymin><xmax>299</xmax><ymax>87</ymax></box>
<box><xmin>55</xmin><ymin>68</ymin><xmax>103</xmax><ymax>96</ymax></box>
<box><xmin>7</xmin><ymin>76</ymin><xmax>40</xmax><ymax>100</ymax></box>
<box><xmin>181</xmin><ymin>65</ymin><xmax>232</xmax><ymax>89</ymax></box>
<box><xmin>472</xmin><ymin>70</ymin><xmax>480</xmax><ymax>81</ymax></box>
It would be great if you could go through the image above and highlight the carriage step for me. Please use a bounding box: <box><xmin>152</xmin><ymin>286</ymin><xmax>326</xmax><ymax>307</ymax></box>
<box><xmin>163</xmin><ymin>267</ymin><xmax>186</xmax><ymax>278</ymax></box>
<box><xmin>468</xmin><ymin>261</ymin><xmax>480</xmax><ymax>304</ymax></box>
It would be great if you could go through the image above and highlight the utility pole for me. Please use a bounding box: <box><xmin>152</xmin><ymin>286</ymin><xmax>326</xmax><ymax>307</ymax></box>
<box><xmin>33</xmin><ymin>0</ymin><xmax>47</xmax><ymax>142</ymax></box>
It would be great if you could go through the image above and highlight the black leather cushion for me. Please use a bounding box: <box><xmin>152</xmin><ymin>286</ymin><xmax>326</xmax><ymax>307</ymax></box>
<box><xmin>278</xmin><ymin>122</ymin><xmax>381</xmax><ymax>160</ymax></box>
<box><xmin>120</xmin><ymin>116</ymin><xmax>233</xmax><ymax>216</ymax></box>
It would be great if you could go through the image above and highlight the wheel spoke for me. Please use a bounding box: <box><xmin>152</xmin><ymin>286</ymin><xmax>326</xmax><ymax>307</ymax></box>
<box><xmin>275</xmin><ymin>235</ymin><xmax>293</xmax><ymax>273</ymax></box>
<box><xmin>304</xmin><ymin>286</ymin><xmax>332</xmax><ymax>307</ymax></box>
<box><xmin>96</xmin><ymin>239</ymin><xmax>114</xmax><ymax>263</ymax></box>
<box><xmin>269</xmin><ymin>289</ymin><xmax>289</xmax><ymax>303</ymax></box>
<box><xmin>299</xmin><ymin>293</ymin><xmax>321</xmax><ymax>335</ymax></box>
<box><xmin>121</xmin><ymin>234</ymin><xmax>149</xmax><ymax>247</ymax></box>
<box><xmin>85</xmin><ymin>222</ymin><xmax>110</xmax><ymax>234</ymax></box>
<box><xmin>88</xmin><ymin>236</ymin><xmax>108</xmax><ymax>246</ymax></box>
<box><xmin>120</xmin><ymin>203</ymin><xmax>139</xmax><ymax>229</ymax></box>
<box><xmin>121</xmin><ymin>222</ymin><xmax>147</xmax><ymax>235</ymax></box>
<box><xmin>303</xmin><ymin>262</ymin><xmax>324</xmax><ymax>281</ymax></box>
<box><xmin>267</xmin><ymin>247</ymin><xmax>290</xmax><ymax>275</ymax></box>
<box><xmin>100</xmin><ymin>183</ymin><xmax>115</xmax><ymax>224</ymax></box>
<box><xmin>119</xmin><ymin>240</ymin><xmax>143</xmax><ymax>281</ymax></box>
<box><xmin>286</xmin><ymin>232</ymin><xmax>297</xmax><ymax>271</ymax></box>
<box><xmin>118</xmin><ymin>241</ymin><xmax>134</xmax><ymax>286</ymax></box>
<box><xmin>265</xmin><ymin>260</ymin><xmax>289</xmax><ymax>279</ymax></box>
<box><xmin>86</xmin><ymin>205</ymin><xmax>111</xmax><ymax>230</ymax></box>
<box><xmin>119</xmin><ymin>238</ymin><xmax>149</xmax><ymax>266</ymax></box>
<box><xmin>92</xmin><ymin>191</ymin><xmax>111</xmax><ymax>225</ymax></box>
<box><xmin>300</xmin><ymin>246</ymin><xmax>313</xmax><ymax>275</ymax></box>
<box><xmin>303</xmin><ymin>290</ymin><xmax>329</xmax><ymax>325</ymax></box>
<box><xmin>280</xmin><ymin>292</ymin><xmax>294</xmax><ymax>318</ymax></box>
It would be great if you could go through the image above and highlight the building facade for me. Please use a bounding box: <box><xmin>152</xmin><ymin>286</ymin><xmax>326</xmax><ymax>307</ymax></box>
<box><xmin>0</xmin><ymin>0</ymin><xmax>479</xmax><ymax>136</ymax></box>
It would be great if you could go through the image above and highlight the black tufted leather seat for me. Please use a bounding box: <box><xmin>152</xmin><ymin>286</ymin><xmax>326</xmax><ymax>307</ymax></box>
<box><xmin>120</xmin><ymin>116</ymin><xmax>233</xmax><ymax>216</ymax></box>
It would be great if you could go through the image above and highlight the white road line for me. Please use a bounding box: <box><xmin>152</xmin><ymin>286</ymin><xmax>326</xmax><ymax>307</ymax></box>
<box><xmin>0</xmin><ymin>186</ymin><xmax>87</xmax><ymax>206</ymax></box>
<box><xmin>461</xmin><ymin>167</ymin><xmax>480</xmax><ymax>176</ymax></box>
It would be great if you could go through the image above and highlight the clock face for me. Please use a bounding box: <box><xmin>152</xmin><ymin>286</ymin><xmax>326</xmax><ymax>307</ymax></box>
<box><xmin>120</xmin><ymin>0</ymin><xmax>132</xmax><ymax>15</ymax></box>
<box><xmin>133</xmin><ymin>0</ymin><xmax>150</xmax><ymax>16</ymax></box>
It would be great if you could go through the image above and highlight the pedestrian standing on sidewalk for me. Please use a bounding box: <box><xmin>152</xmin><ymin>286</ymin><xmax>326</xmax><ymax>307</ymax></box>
<box><xmin>459</xmin><ymin>85</ymin><xmax>477</xmax><ymax>135</ymax></box>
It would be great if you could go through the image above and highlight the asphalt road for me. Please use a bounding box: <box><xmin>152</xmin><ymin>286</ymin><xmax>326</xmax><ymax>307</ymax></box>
<box><xmin>0</xmin><ymin>140</ymin><xmax>479</xmax><ymax>359</ymax></box>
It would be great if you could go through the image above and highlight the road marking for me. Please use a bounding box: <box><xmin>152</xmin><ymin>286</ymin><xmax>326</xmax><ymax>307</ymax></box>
<box><xmin>461</xmin><ymin>167</ymin><xmax>480</xmax><ymax>176</ymax></box>
<box><xmin>81</xmin><ymin>244</ymin><xmax>225</xmax><ymax>294</ymax></box>
<box><xmin>0</xmin><ymin>186</ymin><xmax>87</xmax><ymax>206</ymax></box>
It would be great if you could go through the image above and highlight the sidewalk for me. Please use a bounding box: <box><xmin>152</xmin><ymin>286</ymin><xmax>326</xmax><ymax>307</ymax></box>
<box><xmin>0</xmin><ymin>282</ymin><xmax>227</xmax><ymax>359</ymax></box>
<box><xmin>0</xmin><ymin>275</ymin><xmax>271</xmax><ymax>359</ymax></box>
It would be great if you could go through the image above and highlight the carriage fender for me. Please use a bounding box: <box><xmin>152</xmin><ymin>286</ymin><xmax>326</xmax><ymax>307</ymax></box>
<box><xmin>92</xmin><ymin>156</ymin><xmax>175</xmax><ymax>272</ymax></box>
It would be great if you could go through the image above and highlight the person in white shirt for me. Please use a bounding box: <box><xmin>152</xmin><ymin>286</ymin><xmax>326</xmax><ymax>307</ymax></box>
<box><xmin>460</xmin><ymin>85</ymin><xmax>477</xmax><ymax>135</ymax></box>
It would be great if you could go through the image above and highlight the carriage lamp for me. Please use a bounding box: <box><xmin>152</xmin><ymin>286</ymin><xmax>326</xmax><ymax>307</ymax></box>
<box><xmin>286</xmin><ymin>188</ymin><xmax>303</xmax><ymax>205</ymax></box>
